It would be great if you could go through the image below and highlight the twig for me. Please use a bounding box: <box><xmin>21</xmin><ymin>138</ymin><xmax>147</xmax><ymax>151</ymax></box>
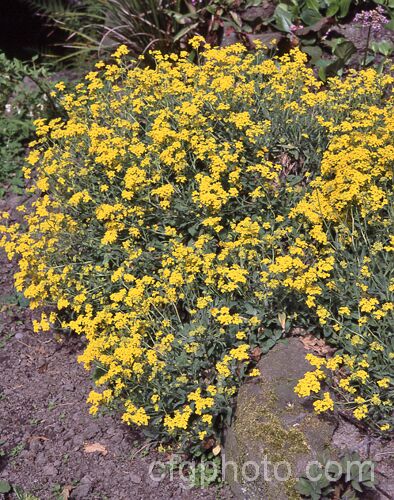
<box><xmin>363</xmin><ymin>25</ymin><xmax>371</xmax><ymax>68</ymax></box>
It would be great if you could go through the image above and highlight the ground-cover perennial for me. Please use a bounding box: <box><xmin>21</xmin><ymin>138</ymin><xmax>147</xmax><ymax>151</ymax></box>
<box><xmin>1</xmin><ymin>38</ymin><xmax>393</xmax><ymax>449</ymax></box>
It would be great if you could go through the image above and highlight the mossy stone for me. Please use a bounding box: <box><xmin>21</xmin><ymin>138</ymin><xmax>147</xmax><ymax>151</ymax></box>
<box><xmin>223</xmin><ymin>339</ymin><xmax>337</xmax><ymax>500</ymax></box>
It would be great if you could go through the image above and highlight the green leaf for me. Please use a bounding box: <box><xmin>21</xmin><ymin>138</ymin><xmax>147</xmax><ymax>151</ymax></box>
<box><xmin>327</xmin><ymin>462</ymin><xmax>342</xmax><ymax>476</ymax></box>
<box><xmin>323</xmin><ymin>35</ymin><xmax>345</xmax><ymax>50</ymax></box>
<box><xmin>315</xmin><ymin>59</ymin><xmax>331</xmax><ymax>80</ymax></box>
<box><xmin>351</xmin><ymin>479</ymin><xmax>363</xmax><ymax>492</ymax></box>
<box><xmin>164</xmin><ymin>10</ymin><xmax>198</xmax><ymax>24</ymax></box>
<box><xmin>296</xmin><ymin>477</ymin><xmax>313</xmax><ymax>495</ymax></box>
<box><xmin>376</xmin><ymin>0</ymin><xmax>394</xmax><ymax>6</ymax></box>
<box><xmin>93</xmin><ymin>366</ymin><xmax>107</xmax><ymax>381</ymax></box>
<box><xmin>338</xmin><ymin>0</ymin><xmax>352</xmax><ymax>18</ymax></box>
<box><xmin>362</xmin><ymin>480</ymin><xmax>376</xmax><ymax>488</ymax></box>
<box><xmin>333</xmin><ymin>40</ymin><xmax>356</xmax><ymax>60</ymax></box>
<box><xmin>302</xmin><ymin>45</ymin><xmax>323</xmax><ymax>63</ymax></box>
<box><xmin>246</xmin><ymin>0</ymin><xmax>264</xmax><ymax>6</ymax></box>
<box><xmin>173</xmin><ymin>23</ymin><xmax>199</xmax><ymax>42</ymax></box>
<box><xmin>371</xmin><ymin>40</ymin><xmax>394</xmax><ymax>56</ymax></box>
<box><xmin>309</xmin><ymin>463</ymin><xmax>323</xmax><ymax>479</ymax></box>
<box><xmin>0</xmin><ymin>480</ymin><xmax>11</xmax><ymax>493</ymax></box>
<box><xmin>16</xmin><ymin>293</ymin><xmax>30</xmax><ymax>308</ymax></box>
<box><xmin>326</xmin><ymin>0</ymin><xmax>339</xmax><ymax>17</ymax></box>
<box><xmin>206</xmin><ymin>5</ymin><xmax>217</xmax><ymax>14</ymax></box>
<box><xmin>311</xmin><ymin>490</ymin><xmax>322</xmax><ymax>500</ymax></box>
<box><xmin>273</xmin><ymin>4</ymin><xmax>294</xmax><ymax>32</ymax></box>
<box><xmin>301</xmin><ymin>35</ymin><xmax>319</xmax><ymax>46</ymax></box>
<box><xmin>301</xmin><ymin>8</ymin><xmax>323</xmax><ymax>25</ymax></box>
<box><xmin>349</xmin><ymin>462</ymin><xmax>361</xmax><ymax>480</ymax></box>
<box><xmin>229</xmin><ymin>10</ymin><xmax>243</xmax><ymax>28</ymax></box>
<box><xmin>318</xmin><ymin>475</ymin><xmax>331</xmax><ymax>488</ymax></box>
<box><xmin>261</xmin><ymin>338</ymin><xmax>277</xmax><ymax>353</ymax></box>
<box><xmin>306</xmin><ymin>0</ymin><xmax>321</xmax><ymax>11</ymax></box>
<box><xmin>385</xmin><ymin>19</ymin><xmax>394</xmax><ymax>31</ymax></box>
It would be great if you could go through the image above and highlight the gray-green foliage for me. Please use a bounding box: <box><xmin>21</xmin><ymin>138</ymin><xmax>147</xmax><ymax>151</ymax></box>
<box><xmin>296</xmin><ymin>451</ymin><xmax>376</xmax><ymax>499</ymax></box>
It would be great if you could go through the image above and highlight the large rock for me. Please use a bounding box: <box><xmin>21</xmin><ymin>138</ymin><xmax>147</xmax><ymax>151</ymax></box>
<box><xmin>223</xmin><ymin>338</ymin><xmax>337</xmax><ymax>500</ymax></box>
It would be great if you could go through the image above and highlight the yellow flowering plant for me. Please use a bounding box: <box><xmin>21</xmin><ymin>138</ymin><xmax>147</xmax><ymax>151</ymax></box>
<box><xmin>1</xmin><ymin>39</ymin><xmax>393</xmax><ymax>450</ymax></box>
<box><xmin>290</xmin><ymin>116</ymin><xmax>394</xmax><ymax>432</ymax></box>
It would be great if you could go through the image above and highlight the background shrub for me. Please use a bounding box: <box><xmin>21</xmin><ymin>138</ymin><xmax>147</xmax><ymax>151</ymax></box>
<box><xmin>0</xmin><ymin>52</ymin><xmax>58</xmax><ymax>196</ymax></box>
<box><xmin>24</xmin><ymin>0</ymin><xmax>394</xmax><ymax>76</ymax></box>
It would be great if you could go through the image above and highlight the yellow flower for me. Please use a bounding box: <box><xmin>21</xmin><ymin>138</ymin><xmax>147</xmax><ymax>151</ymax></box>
<box><xmin>196</xmin><ymin>296</ymin><xmax>212</xmax><ymax>309</ymax></box>
<box><xmin>338</xmin><ymin>306</ymin><xmax>350</xmax><ymax>316</ymax></box>
<box><xmin>351</xmin><ymin>370</ymin><xmax>369</xmax><ymax>384</ymax></box>
<box><xmin>359</xmin><ymin>297</ymin><xmax>379</xmax><ymax>313</ymax></box>
<box><xmin>249</xmin><ymin>368</ymin><xmax>260</xmax><ymax>377</ymax></box>
<box><xmin>326</xmin><ymin>355</ymin><xmax>343</xmax><ymax>371</ymax></box>
<box><xmin>206</xmin><ymin>385</ymin><xmax>217</xmax><ymax>396</ymax></box>
<box><xmin>306</xmin><ymin>353</ymin><xmax>326</xmax><ymax>369</ymax></box>
<box><xmin>377</xmin><ymin>378</ymin><xmax>390</xmax><ymax>389</ymax></box>
<box><xmin>370</xmin><ymin>341</ymin><xmax>384</xmax><ymax>352</ymax></box>
<box><xmin>57</xmin><ymin>297</ymin><xmax>69</xmax><ymax>310</ymax></box>
<box><xmin>188</xmin><ymin>389</ymin><xmax>214</xmax><ymax>415</ymax></box>
<box><xmin>371</xmin><ymin>394</ymin><xmax>381</xmax><ymax>405</ymax></box>
<box><xmin>229</xmin><ymin>344</ymin><xmax>250</xmax><ymax>361</ymax></box>
<box><xmin>199</xmin><ymin>431</ymin><xmax>207</xmax><ymax>440</ymax></box>
<box><xmin>295</xmin><ymin>371</ymin><xmax>322</xmax><ymax>398</ymax></box>
<box><xmin>55</xmin><ymin>81</ymin><xmax>66</xmax><ymax>91</ymax></box>
<box><xmin>353</xmin><ymin>405</ymin><xmax>368</xmax><ymax>420</ymax></box>
<box><xmin>112</xmin><ymin>44</ymin><xmax>129</xmax><ymax>59</ymax></box>
<box><xmin>351</xmin><ymin>335</ymin><xmax>364</xmax><ymax>346</ymax></box>
<box><xmin>164</xmin><ymin>406</ymin><xmax>192</xmax><ymax>431</ymax></box>
<box><xmin>313</xmin><ymin>392</ymin><xmax>334</xmax><ymax>414</ymax></box>
<box><xmin>188</xmin><ymin>35</ymin><xmax>205</xmax><ymax>50</ymax></box>
<box><xmin>316</xmin><ymin>306</ymin><xmax>330</xmax><ymax>325</ymax></box>
<box><xmin>339</xmin><ymin>377</ymin><xmax>356</xmax><ymax>394</ymax></box>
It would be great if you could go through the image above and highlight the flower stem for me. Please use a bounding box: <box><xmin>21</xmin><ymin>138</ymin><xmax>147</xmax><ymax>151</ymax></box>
<box><xmin>363</xmin><ymin>24</ymin><xmax>372</xmax><ymax>68</ymax></box>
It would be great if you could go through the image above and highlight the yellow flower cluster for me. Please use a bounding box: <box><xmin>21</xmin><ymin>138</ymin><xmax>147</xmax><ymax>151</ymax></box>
<box><xmin>1</xmin><ymin>39</ymin><xmax>393</xmax><ymax>443</ymax></box>
<box><xmin>313</xmin><ymin>392</ymin><xmax>334</xmax><ymax>414</ymax></box>
<box><xmin>297</xmin><ymin>353</ymin><xmax>392</xmax><ymax>430</ymax></box>
<box><xmin>294</xmin><ymin>370</ymin><xmax>325</xmax><ymax>398</ymax></box>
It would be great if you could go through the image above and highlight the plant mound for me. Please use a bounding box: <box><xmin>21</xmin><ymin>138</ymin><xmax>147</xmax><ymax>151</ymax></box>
<box><xmin>1</xmin><ymin>40</ymin><xmax>393</xmax><ymax>448</ymax></box>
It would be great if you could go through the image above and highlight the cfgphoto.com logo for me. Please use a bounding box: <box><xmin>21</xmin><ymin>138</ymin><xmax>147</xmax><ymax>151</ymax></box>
<box><xmin>148</xmin><ymin>454</ymin><xmax>375</xmax><ymax>489</ymax></box>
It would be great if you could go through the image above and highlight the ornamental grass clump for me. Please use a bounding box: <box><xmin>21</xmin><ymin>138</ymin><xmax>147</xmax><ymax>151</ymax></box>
<box><xmin>1</xmin><ymin>38</ymin><xmax>393</xmax><ymax>448</ymax></box>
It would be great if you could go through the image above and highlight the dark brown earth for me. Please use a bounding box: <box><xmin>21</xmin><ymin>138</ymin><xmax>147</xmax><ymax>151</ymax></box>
<box><xmin>0</xmin><ymin>193</ymin><xmax>229</xmax><ymax>499</ymax></box>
